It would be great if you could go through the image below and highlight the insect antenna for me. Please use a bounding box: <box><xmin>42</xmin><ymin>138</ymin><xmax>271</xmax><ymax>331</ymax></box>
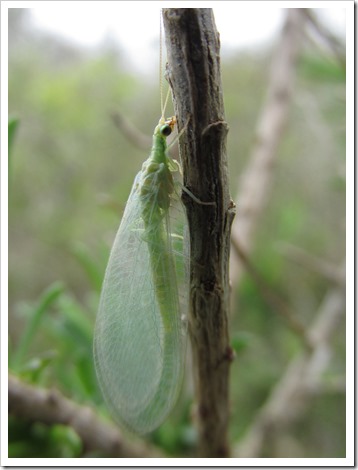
<box><xmin>160</xmin><ymin>10</ymin><xmax>171</xmax><ymax>120</ymax></box>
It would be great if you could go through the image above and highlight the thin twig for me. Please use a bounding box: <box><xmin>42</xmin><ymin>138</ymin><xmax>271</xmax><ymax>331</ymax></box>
<box><xmin>111</xmin><ymin>111</ymin><xmax>152</xmax><ymax>150</ymax></box>
<box><xmin>277</xmin><ymin>242</ymin><xmax>345</xmax><ymax>286</ymax></box>
<box><xmin>230</xmin><ymin>9</ymin><xmax>305</xmax><ymax>287</ymax></box>
<box><xmin>231</xmin><ymin>237</ymin><xmax>310</xmax><ymax>348</ymax></box>
<box><xmin>111</xmin><ymin>111</ymin><xmax>179</xmax><ymax>160</ymax></box>
<box><xmin>234</xmin><ymin>279</ymin><xmax>345</xmax><ymax>458</ymax></box>
<box><xmin>302</xmin><ymin>9</ymin><xmax>345</xmax><ymax>67</ymax></box>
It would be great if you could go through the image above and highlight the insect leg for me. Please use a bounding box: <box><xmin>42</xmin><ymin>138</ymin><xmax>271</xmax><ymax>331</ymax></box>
<box><xmin>182</xmin><ymin>185</ymin><xmax>216</xmax><ymax>206</ymax></box>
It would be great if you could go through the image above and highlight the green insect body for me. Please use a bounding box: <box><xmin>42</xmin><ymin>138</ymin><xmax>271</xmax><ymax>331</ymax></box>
<box><xmin>94</xmin><ymin>116</ymin><xmax>188</xmax><ymax>434</ymax></box>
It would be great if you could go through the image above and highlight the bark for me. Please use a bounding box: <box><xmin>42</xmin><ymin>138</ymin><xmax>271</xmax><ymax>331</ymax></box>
<box><xmin>162</xmin><ymin>8</ymin><xmax>235</xmax><ymax>458</ymax></box>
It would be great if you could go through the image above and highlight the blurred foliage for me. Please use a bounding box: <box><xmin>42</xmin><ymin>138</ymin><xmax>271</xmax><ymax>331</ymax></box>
<box><xmin>8</xmin><ymin>117</ymin><xmax>19</xmax><ymax>158</ymax></box>
<box><xmin>9</xmin><ymin>416</ymin><xmax>82</xmax><ymax>458</ymax></box>
<box><xmin>8</xmin><ymin>9</ymin><xmax>345</xmax><ymax>458</ymax></box>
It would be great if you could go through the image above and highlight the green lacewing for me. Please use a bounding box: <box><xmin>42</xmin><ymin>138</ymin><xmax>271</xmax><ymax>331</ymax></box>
<box><xmin>94</xmin><ymin>111</ymin><xmax>189</xmax><ymax>434</ymax></box>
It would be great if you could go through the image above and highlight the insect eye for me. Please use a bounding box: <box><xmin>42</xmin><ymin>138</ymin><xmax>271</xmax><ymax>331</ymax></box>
<box><xmin>160</xmin><ymin>124</ymin><xmax>172</xmax><ymax>137</ymax></box>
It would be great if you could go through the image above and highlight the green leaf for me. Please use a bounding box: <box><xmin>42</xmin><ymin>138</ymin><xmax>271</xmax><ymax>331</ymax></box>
<box><xmin>71</xmin><ymin>242</ymin><xmax>103</xmax><ymax>293</ymax></box>
<box><xmin>18</xmin><ymin>351</ymin><xmax>57</xmax><ymax>382</ymax></box>
<box><xmin>8</xmin><ymin>117</ymin><xmax>19</xmax><ymax>157</ymax></box>
<box><xmin>231</xmin><ymin>331</ymin><xmax>253</xmax><ymax>355</ymax></box>
<box><xmin>11</xmin><ymin>282</ymin><xmax>65</xmax><ymax>370</ymax></box>
<box><xmin>56</xmin><ymin>293</ymin><xmax>93</xmax><ymax>345</ymax></box>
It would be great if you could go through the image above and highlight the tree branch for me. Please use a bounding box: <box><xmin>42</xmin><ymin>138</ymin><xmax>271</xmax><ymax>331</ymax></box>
<box><xmin>230</xmin><ymin>9</ymin><xmax>305</xmax><ymax>287</ymax></box>
<box><xmin>8</xmin><ymin>374</ymin><xmax>163</xmax><ymax>458</ymax></box>
<box><xmin>162</xmin><ymin>8</ymin><xmax>234</xmax><ymax>457</ymax></box>
<box><xmin>234</xmin><ymin>277</ymin><xmax>345</xmax><ymax>458</ymax></box>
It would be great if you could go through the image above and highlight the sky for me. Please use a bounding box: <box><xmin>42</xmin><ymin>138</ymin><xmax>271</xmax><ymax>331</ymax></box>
<box><xmin>28</xmin><ymin>2</ymin><xmax>346</xmax><ymax>76</ymax></box>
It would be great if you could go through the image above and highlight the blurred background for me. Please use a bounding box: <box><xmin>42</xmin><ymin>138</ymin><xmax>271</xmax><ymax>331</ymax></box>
<box><xmin>8</xmin><ymin>6</ymin><xmax>346</xmax><ymax>459</ymax></box>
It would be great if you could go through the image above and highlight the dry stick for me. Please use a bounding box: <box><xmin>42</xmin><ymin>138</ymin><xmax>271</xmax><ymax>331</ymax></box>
<box><xmin>162</xmin><ymin>8</ymin><xmax>234</xmax><ymax>458</ymax></box>
<box><xmin>234</xmin><ymin>279</ymin><xmax>345</xmax><ymax>458</ymax></box>
<box><xmin>8</xmin><ymin>374</ymin><xmax>163</xmax><ymax>458</ymax></box>
<box><xmin>230</xmin><ymin>9</ymin><xmax>305</xmax><ymax>287</ymax></box>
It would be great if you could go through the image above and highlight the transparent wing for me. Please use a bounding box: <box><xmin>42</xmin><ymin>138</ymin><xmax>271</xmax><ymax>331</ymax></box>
<box><xmin>94</xmin><ymin>172</ymin><xmax>189</xmax><ymax>434</ymax></box>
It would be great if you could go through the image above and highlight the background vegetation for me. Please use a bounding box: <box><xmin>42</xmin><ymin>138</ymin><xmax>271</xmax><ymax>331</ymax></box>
<box><xmin>8</xmin><ymin>9</ymin><xmax>346</xmax><ymax>458</ymax></box>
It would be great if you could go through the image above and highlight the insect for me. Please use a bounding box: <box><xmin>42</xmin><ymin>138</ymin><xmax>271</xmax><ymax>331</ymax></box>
<box><xmin>93</xmin><ymin>92</ymin><xmax>189</xmax><ymax>433</ymax></box>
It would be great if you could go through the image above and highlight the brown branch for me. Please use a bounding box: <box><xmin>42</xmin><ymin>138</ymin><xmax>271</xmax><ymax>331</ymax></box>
<box><xmin>163</xmin><ymin>8</ymin><xmax>234</xmax><ymax>457</ymax></box>
<box><xmin>234</xmin><ymin>278</ymin><xmax>345</xmax><ymax>458</ymax></box>
<box><xmin>230</xmin><ymin>9</ymin><xmax>305</xmax><ymax>287</ymax></box>
<box><xmin>8</xmin><ymin>374</ymin><xmax>163</xmax><ymax>458</ymax></box>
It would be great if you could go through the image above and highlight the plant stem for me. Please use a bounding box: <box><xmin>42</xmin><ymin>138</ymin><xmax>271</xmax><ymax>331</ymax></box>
<box><xmin>163</xmin><ymin>8</ymin><xmax>234</xmax><ymax>457</ymax></box>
